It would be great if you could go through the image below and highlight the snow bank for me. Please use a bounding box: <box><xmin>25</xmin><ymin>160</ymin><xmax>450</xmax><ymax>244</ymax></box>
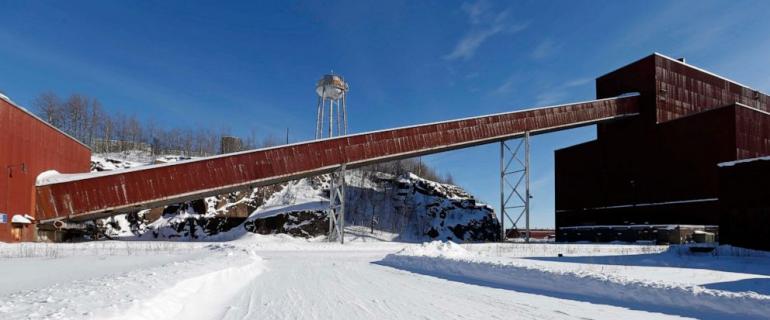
<box><xmin>395</xmin><ymin>240</ymin><xmax>469</xmax><ymax>259</ymax></box>
<box><xmin>0</xmin><ymin>241</ymin><xmax>258</xmax><ymax>319</ymax></box>
<box><xmin>381</xmin><ymin>242</ymin><xmax>770</xmax><ymax>319</ymax></box>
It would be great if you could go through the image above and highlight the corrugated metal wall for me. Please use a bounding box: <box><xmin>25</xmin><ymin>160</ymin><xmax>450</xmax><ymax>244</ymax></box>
<box><xmin>0</xmin><ymin>98</ymin><xmax>91</xmax><ymax>242</ymax></box>
<box><xmin>36</xmin><ymin>96</ymin><xmax>640</xmax><ymax>222</ymax></box>
<box><xmin>735</xmin><ymin>106</ymin><xmax>770</xmax><ymax>159</ymax></box>
<box><xmin>656</xmin><ymin>55</ymin><xmax>769</xmax><ymax>123</ymax></box>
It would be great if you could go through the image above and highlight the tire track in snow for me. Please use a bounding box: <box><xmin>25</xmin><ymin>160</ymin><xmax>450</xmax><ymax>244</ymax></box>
<box><xmin>103</xmin><ymin>251</ymin><xmax>265</xmax><ymax>320</ymax></box>
<box><xmin>219</xmin><ymin>250</ymin><xmax>690</xmax><ymax>320</ymax></box>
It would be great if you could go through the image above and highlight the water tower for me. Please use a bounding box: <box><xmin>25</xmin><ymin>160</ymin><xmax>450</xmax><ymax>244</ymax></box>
<box><xmin>315</xmin><ymin>74</ymin><xmax>349</xmax><ymax>139</ymax></box>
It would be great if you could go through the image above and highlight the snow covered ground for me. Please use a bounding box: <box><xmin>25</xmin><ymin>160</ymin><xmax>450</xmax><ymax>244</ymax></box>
<box><xmin>2</xmin><ymin>235</ymin><xmax>769</xmax><ymax>319</ymax></box>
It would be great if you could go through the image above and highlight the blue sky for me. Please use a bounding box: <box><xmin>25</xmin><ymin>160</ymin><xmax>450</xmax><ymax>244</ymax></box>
<box><xmin>2</xmin><ymin>0</ymin><xmax>769</xmax><ymax>228</ymax></box>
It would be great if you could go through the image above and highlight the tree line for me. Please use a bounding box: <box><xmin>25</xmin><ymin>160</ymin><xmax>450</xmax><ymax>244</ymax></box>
<box><xmin>33</xmin><ymin>92</ymin><xmax>275</xmax><ymax>156</ymax></box>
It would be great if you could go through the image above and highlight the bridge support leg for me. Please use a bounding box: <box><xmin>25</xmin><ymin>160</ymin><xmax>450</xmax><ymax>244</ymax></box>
<box><xmin>500</xmin><ymin>131</ymin><xmax>531</xmax><ymax>243</ymax></box>
<box><xmin>328</xmin><ymin>164</ymin><xmax>346</xmax><ymax>244</ymax></box>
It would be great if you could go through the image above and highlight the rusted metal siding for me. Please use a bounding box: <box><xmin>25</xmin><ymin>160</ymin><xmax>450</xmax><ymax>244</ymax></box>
<box><xmin>735</xmin><ymin>105</ymin><xmax>770</xmax><ymax>159</ymax></box>
<box><xmin>0</xmin><ymin>98</ymin><xmax>91</xmax><ymax>242</ymax></box>
<box><xmin>655</xmin><ymin>55</ymin><xmax>769</xmax><ymax>123</ymax></box>
<box><xmin>37</xmin><ymin>96</ymin><xmax>640</xmax><ymax>222</ymax></box>
<box><xmin>596</xmin><ymin>53</ymin><xmax>769</xmax><ymax>125</ymax></box>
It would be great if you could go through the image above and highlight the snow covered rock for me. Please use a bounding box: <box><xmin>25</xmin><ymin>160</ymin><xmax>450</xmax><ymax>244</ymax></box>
<box><xmin>388</xmin><ymin>173</ymin><xmax>500</xmax><ymax>242</ymax></box>
<box><xmin>238</xmin><ymin>172</ymin><xmax>500</xmax><ymax>242</ymax></box>
<box><xmin>90</xmin><ymin>155</ymin><xmax>145</xmax><ymax>171</ymax></box>
<box><xmin>244</xmin><ymin>211</ymin><xmax>328</xmax><ymax>238</ymax></box>
<box><xmin>240</xmin><ymin>177</ymin><xmax>330</xmax><ymax>238</ymax></box>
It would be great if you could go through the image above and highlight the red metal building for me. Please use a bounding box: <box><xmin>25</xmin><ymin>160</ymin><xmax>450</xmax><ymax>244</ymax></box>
<box><xmin>0</xmin><ymin>95</ymin><xmax>91</xmax><ymax>242</ymax></box>
<box><xmin>555</xmin><ymin>53</ymin><xmax>770</xmax><ymax>241</ymax></box>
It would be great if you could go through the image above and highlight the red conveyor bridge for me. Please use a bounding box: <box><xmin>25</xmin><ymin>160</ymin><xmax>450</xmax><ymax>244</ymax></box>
<box><xmin>36</xmin><ymin>96</ymin><xmax>640</xmax><ymax>222</ymax></box>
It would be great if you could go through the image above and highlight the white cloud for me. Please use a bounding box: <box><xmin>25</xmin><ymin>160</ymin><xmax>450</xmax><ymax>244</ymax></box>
<box><xmin>530</xmin><ymin>39</ymin><xmax>559</xmax><ymax>60</ymax></box>
<box><xmin>493</xmin><ymin>75</ymin><xmax>519</xmax><ymax>95</ymax></box>
<box><xmin>462</xmin><ymin>0</ymin><xmax>487</xmax><ymax>25</ymax></box>
<box><xmin>533</xmin><ymin>78</ymin><xmax>591</xmax><ymax>106</ymax></box>
<box><xmin>534</xmin><ymin>91</ymin><xmax>567</xmax><ymax>106</ymax></box>
<box><xmin>445</xmin><ymin>27</ymin><xmax>504</xmax><ymax>61</ymax></box>
<box><xmin>444</xmin><ymin>1</ymin><xmax>527</xmax><ymax>61</ymax></box>
<box><xmin>563</xmin><ymin>78</ymin><xmax>590</xmax><ymax>88</ymax></box>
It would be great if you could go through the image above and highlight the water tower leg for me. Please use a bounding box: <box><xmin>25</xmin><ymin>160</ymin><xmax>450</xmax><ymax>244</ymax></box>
<box><xmin>316</xmin><ymin>97</ymin><xmax>323</xmax><ymax>139</ymax></box>
<box><xmin>329</xmin><ymin>98</ymin><xmax>334</xmax><ymax>138</ymax></box>
<box><xmin>319</xmin><ymin>98</ymin><xmax>326</xmax><ymax>139</ymax></box>
<box><xmin>342</xmin><ymin>94</ymin><xmax>348</xmax><ymax>135</ymax></box>
<box><xmin>336</xmin><ymin>100</ymin><xmax>342</xmax><ymax>136</ymax></box>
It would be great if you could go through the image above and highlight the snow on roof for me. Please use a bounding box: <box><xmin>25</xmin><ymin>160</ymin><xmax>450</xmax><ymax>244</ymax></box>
<box><xmin>653</xmin><ymin>53</ymin><xmax>762</xmax><ymax>92</ymax></box>
<box><xmin>11</xmin><ymin>214</ymin><xmax>32</xmax><ymax>224</ymax></box>
<box><xmin>597</xmin><ymin>53</ymin><xmax>768</xmax><ymax>97</ymax></box>
<box><xmin>37</xmin><ymin>170</ymin><xmax>62</xmax><ymax>185</ymax></box>
<box><xmin>718</xmin><ymin>156</ymin><xmax>770</xmax><ymax>167</ymax></box>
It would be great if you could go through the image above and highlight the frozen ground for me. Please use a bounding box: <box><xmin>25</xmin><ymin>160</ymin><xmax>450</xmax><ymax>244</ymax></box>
<box><xmin>1</xmin><ymin>234</ymin><xmax>769</xmax><ymax>319</ymax></box>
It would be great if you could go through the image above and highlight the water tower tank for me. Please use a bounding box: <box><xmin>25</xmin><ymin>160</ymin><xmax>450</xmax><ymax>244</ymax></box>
<box><xmin>315</xmin><ymin>74</ymin><xmax>348</xmax><ymax>100</ymax></box>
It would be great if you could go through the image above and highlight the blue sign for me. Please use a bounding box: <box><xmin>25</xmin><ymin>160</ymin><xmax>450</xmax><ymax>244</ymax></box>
<box><xmin>0</xmin><ymin>213</ymin><xmax>6</xmax><ymax>224</ymax></box>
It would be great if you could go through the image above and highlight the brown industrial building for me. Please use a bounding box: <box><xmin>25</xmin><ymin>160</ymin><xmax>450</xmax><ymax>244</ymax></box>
<box><xmin>0</xmin><ymin>95</ymin><xmax>91</xmax><ymax>242</ymax></box>
<box><xmin>555</xmin><ymin>53</ymin><xmax>769</xmax><ymax>248</ymax></box>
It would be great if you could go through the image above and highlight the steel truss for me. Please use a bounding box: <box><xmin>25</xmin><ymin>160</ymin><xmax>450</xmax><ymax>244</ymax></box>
<box><xmin>500</xmin><ymin>132</ymin><xmax>531</xmax><ymax>242</ymax></box>
<box><xmin>328</xmin><ymin>164</ymin><xmax>346</xmax><ymax>243</ymax></box>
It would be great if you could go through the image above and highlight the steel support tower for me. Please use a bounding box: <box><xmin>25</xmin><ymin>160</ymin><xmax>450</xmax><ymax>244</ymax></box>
<box><xmin>500</xmin><ymin>132</ymin><xmax>531</xmax><ymax>242</ymax></box>
<box><xmin>328</xmin><ymin>164</ymin><xmax>346</xmax><ymax>243</ymax></box>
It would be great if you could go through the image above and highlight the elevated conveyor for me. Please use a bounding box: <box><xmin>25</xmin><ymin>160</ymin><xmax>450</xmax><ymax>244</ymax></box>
<box><xmin>36</xmin><ymin>96</ymin><xmax>639</xmax><ymax>222</ymax></box>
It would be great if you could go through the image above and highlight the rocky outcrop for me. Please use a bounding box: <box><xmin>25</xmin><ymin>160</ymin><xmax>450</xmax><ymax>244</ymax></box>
<box><xmin>244</xmin><ymin>211</ymin><xmax>328</xmax><ymax>238</ymax></box>
<box><xmin>393</xmin><ymin>174</ymin><xmax>500</xmax><ymax>242</ymax></box>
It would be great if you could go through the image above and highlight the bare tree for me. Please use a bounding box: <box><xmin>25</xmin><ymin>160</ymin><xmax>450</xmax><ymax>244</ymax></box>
<box><xmin>87</xmin><ymin>99</ymin><xmax>103</xmax><ymax>146</ymax></box>
<box><xmin>261</xmin><ymin>134</ymin><xmax>281</xmax><ymax>148</ymax></box>
<box><xmin>63</xmin><ymin>94</ymin><xmax>89</xmax><ymax>142</ymax></box>
<box><xmin>34</xmin><ymin>92</ymin><xmax>62</xmax><ymax>127</ymax></box>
